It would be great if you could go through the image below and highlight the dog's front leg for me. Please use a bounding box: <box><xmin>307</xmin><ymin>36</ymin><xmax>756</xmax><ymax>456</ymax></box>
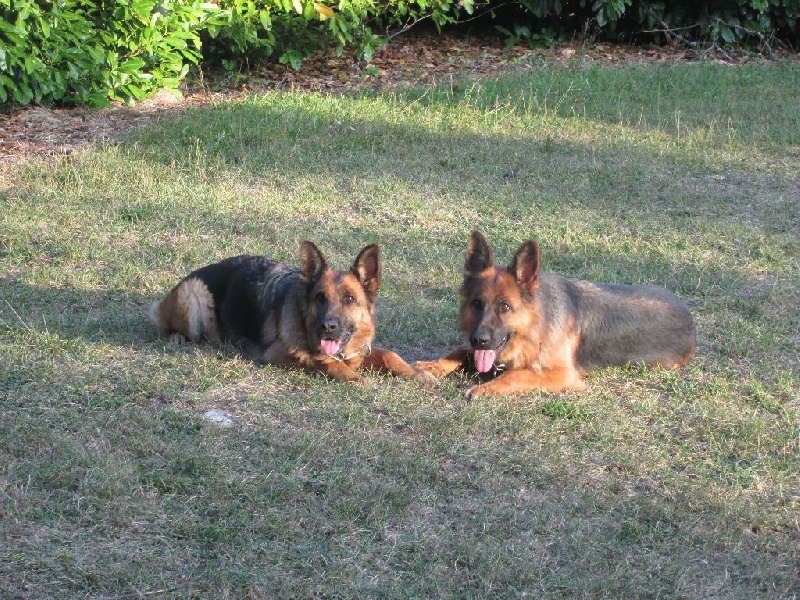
<box><xmin>415</xmin><ymin>347</ymin><xmax>472</xmax><ymax>378</ymax></box>
<box><xmin>465</xmin><ymin>366</ymin><xmax>586</xmax><ymax>398</ymax></box>
<box><xmin>261</xmin><ymin>342</ymin><xmax>367</xmax><ymax>383</ymax></box>
<box><xmin>312</xmin><ymin>358</ymin><xmax>369</xmax><ymax>383</ymax></box>
<box><xmin>362</xmin><ymin>348</ymin><xmax>436</xmax><ymax>382</ymax></box>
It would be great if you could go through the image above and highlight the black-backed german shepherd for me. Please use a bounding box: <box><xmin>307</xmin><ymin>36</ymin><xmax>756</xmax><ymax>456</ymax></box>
<box><xmin>416</xmin><ymin>231</ymin><xmax>696</xmax><ymax>397</ymax></box>
<box><xmin>151</xmin><ymin>242</ymin><xmax>431</xmax><ymax>383</ymax></box>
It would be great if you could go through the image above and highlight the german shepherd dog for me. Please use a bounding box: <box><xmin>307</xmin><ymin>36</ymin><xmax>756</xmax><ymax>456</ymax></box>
<box><xmin>151</xmin><ymin>242</ymin><xmax>431</xmax><ymax>383</ymax></box>
<box><xmin>416</xmin><ymin>231</ymin><xmax>696</xmax><ymax>397</ymax></box>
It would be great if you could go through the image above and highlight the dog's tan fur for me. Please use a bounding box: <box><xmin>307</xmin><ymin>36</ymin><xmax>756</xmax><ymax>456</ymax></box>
<box><xmin>150</xmin><ymin>277</ymin><xmax>219</xmax><ymax>342</ymax></box>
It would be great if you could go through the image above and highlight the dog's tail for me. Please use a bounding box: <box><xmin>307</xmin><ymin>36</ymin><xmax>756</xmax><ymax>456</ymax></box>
<box><xmin>150</xmin><ymin>277</ymin><xmax>219</xmax><ymax>342</ymax></box>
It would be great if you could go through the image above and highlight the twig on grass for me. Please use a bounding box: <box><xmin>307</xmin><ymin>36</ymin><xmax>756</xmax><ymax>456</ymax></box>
<box><xmin>639</xmin><ymin>0</ymin><xmax>699</xmax><ymax>49</ymax></box>
<box><xmin>711</xmin><ymin>18</ymin><xmax>783</xmax><ymax>59</ymax></box>
<box><xmin>385</xmin><ymin>1</ymin><xmax>515</xmax><ymax>41</ymax></box>
<box><xmin>3</xmin><ymin>299</ymin><xmax>35</xmax><ymax>332</ymax></box>
<box><xmin>640</xmin><ymin>1</ymin><xmax>784</xmax><ymax>60</ymax></box>
<box><xmin>96</xmin><ymin>581</ymin><xmax>205</xmax><ymax>600</ymax></box>
<box><xmin>704</xmin><ymin>44</ymin><xmax>736</xmax><ymax>63</ymax></box>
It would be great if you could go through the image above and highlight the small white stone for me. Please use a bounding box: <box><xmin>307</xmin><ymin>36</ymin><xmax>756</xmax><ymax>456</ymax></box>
<box><xmin>203</xmin><ymin>409</ymin><xmax>235</xmax><ymax>428</ymax></box>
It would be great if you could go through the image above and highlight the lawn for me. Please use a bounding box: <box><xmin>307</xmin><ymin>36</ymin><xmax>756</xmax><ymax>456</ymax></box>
<box><xmin>1</xmin><ymin>59</ymin><xmax>798</xmax><ymax>598</ymax></box>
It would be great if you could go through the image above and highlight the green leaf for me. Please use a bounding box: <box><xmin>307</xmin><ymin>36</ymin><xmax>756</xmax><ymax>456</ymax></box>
<box><xmin>120</xmin><ymin>57</ymin><xmax>147</xmax><ymax>74</ymax></box>
<box><xmin>38</xmin><ymin>17</ymin><xmax>51</xmax><ymax>38</ymax></box>
<box><xmin>87</xmin><ymin>91</ymin><xmax>111</xmax><ymax>108</ymax></box>
<box><xmin>123</xmin><ymin>82</ymin><xmax>148</xmax><ymax>100</ymax></box>
<box><xmin>719</xmin><ymin>24</ymin><xmax>735</xmax><ymax>43</ymax></box>
<box><xmin>13</xmin><ymin>81</ymin><xmax>33</xmax><ymax>104</ymax></box>
<box><xmin>0</xmin><ymin>74</ymin><xmax>14</xmax><ymax>102</ymax></box>
<box><xmin>132</xmin><ymin>0</ymin><xmax>155</xmax><ymax>22</ymax></box>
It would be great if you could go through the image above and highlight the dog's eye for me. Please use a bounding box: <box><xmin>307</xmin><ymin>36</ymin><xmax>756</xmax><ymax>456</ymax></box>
<box><xmin>315</xmin><ymin>291</ymin><xmax>326</xmax><ymax>304</ymax></box>
<box><xmin>498</xmin><ymin>301</ymin><xmax>512</xmax><ymax>313</ymax></box>
<box><xmin>342</xmin><ymin>293</ymin><xmax>356</xmax><ymax>305</ymax></box>
<box><xmin>471</xmin><ymin>298</ymin><xmax>483</xmax><ymax>310</ymax></box>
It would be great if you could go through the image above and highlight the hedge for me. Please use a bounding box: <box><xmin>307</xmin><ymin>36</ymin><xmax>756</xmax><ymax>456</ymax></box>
<box><xmin>1</xmin><ymin>0</ymin><xmax>797</xmax><ymax>108</ymax></box>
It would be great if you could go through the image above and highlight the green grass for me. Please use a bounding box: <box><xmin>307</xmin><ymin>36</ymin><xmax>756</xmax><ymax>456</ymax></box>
<box><xmin>1</xmin><ymin>62</ymin><xmax>798</xmax><ymax>598</ymax></box>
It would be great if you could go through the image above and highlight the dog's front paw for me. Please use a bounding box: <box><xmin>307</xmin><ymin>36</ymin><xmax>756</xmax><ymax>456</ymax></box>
<box><xmin>167</xmin><ymin>332</ymin><xmax>191</xmax><ymax>345</ymax></box>
<box><xmin>414</xmin><ymin>360</ymin><xmax>447</xmax><ymax>377</ymax></box>
<box><xmin>464</xmin><ymin>383</ymin><xmax>486</xmax><ymax>399</ymax></box>
<box><xmin>348</xmin><ymin>373</ymin><xmax>370</xmax><ymax>384</ymax></box>
<box><xmin>412</xmin><ymin>367</ymin><xmax>438</xmax><ymax>383</ymax></box>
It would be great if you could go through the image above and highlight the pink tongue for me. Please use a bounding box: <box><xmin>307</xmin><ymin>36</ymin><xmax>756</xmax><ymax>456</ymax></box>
<box><xmin>320</xmin><ymin>339</ymin><xmax>342</xmax><ymax>356</ymax></box>
<box><xmin>474</xmin><ymin>349</ymin><xmax>496</xmax><ymax>373</ymax></box>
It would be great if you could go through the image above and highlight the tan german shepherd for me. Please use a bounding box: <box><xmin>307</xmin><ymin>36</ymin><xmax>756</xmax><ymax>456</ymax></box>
<box><xmin>151</xmin><ymin>242</ymin><xmax>431</xmax><ymax>383</ymax></box>
<box><xmin>416</xmin><ymin>231</ymin><xmax>696</xmax><ymax>397</ymax></box>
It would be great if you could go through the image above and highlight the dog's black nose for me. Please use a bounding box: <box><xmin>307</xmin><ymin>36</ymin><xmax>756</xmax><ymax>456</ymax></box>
<box><xmin>322</xmin><ymin>319</ymin><xmax>339</xmax><ymax>334</ymax></box>
<box><xmin>470</xmin><ymin>332</ymin><xmax>491</xmax><ymax>349</ymax></box>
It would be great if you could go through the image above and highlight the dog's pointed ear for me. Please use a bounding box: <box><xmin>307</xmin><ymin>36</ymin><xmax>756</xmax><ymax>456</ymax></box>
<box><xmin>300</xmin><ymin>241</ymin><xmax>328</xmax><ymax>283</ymax></box>
<box><xmin>510</xmin><ymin>239</ymin><xmax>541</xmax><ymax>292</ymax></box>
<box><xmin>465</xmin><ymin>230</ymin><xmax>494</xmax><ymax>276</ymax></box>
<box><xmin>352</xmin><ymin>244</ymin><xmax>381</xmax><ymax>303</ymax></box>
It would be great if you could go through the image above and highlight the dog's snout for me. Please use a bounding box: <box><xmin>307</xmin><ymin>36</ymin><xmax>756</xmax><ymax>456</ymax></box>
<box><xmin>470</xmin><ymin>332</ymin><xmax>491</xmax><ymax>349</ymax></box>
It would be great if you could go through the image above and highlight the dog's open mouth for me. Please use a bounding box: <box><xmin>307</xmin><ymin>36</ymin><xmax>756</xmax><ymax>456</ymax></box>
<box><xmin>473</xmin><ymin>336</ymin><xmax>509</xmax><ymax>373</ymax></box>
<box><xmin>320</xmin><ymin>339</ymin><xmax>344</xmax><ymax>356</ymax></box>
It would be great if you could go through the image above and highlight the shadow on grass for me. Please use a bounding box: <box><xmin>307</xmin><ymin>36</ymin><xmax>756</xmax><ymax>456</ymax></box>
<box><xmin>0</xmin><ymin>245</ymin><xmax>792</xmax><ymax>374</ymax></box>
<box><xmin>124</xmin><ymin>95</ymin><xmax>799</xmax><ymax>245</ymax></box>
<box><xmin>1</xmin><ymin>281</ymin><xmax>156</xmax><ymax>346</ymax></box>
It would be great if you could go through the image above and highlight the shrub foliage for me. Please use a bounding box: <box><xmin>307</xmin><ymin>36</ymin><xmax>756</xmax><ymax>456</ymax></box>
<box><xmin>0</xmin><ymin>1</ymin><xmax>233</xmax><ymax>107</ymax></box>
<box><xmin>1</xmin><ymin>0</ymin><xmax>798</xmax><ymax>108</ymax></box>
